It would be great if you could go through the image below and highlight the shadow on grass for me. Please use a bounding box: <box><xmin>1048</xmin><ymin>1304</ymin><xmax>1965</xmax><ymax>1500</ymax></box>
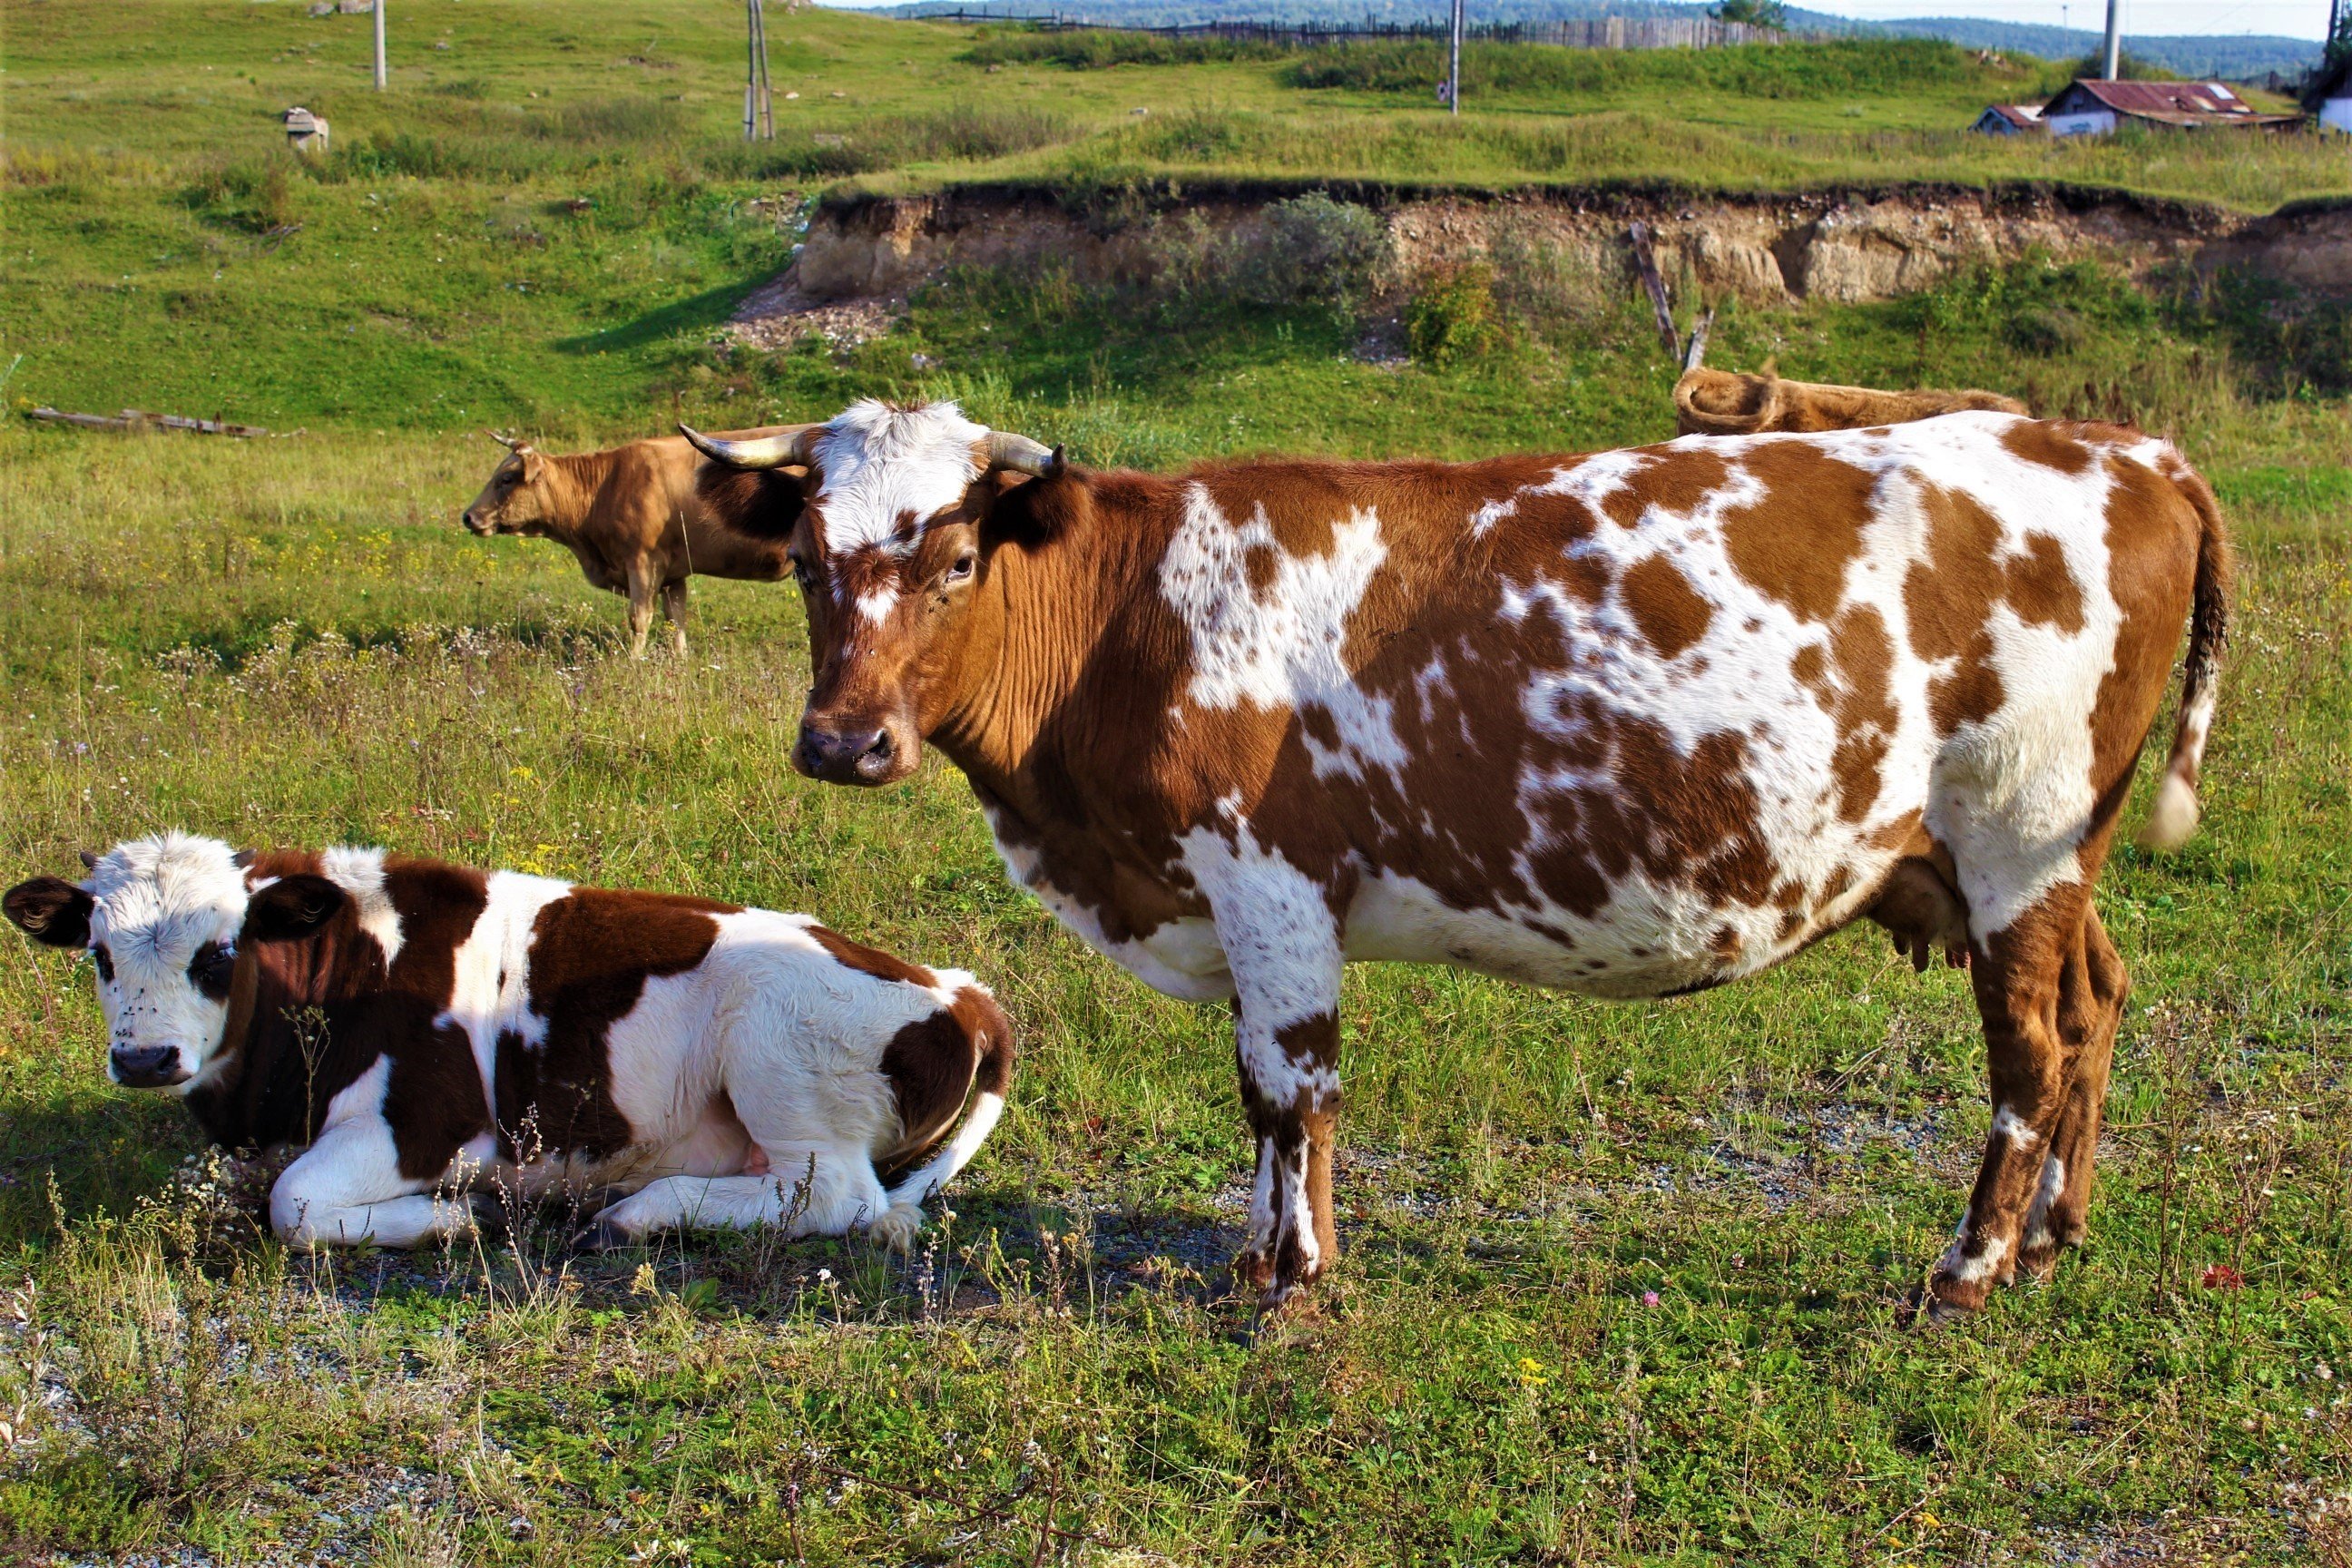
<box><xmin>554</xmin><ymin>279</ymin><xmax>757</xmax><ymax>356</ymax></box>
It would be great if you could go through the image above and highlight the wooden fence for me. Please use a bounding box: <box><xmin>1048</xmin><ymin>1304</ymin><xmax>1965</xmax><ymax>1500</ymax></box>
<box><xmin>905</xmin><ymin>9</ymin><xmax>1806</xmax><ymax>48</ymax></box>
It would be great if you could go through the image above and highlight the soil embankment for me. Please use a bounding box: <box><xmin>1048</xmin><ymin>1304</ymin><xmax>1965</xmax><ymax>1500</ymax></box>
<box><xmin>732</xmin><ymin>181</ymin><xmax>2351</xmax><ymax>342</ymax></box>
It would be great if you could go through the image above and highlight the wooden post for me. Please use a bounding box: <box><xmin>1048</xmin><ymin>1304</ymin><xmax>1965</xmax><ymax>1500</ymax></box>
<box><xmin>1446</xmin><ymin>0</ymin><xmax>1464</xmax><ymax>115</ymax></box>
<box><xmin>2101</xmin><ymin>0</ymin><xmax>2122</xmax><ymax>79</ymax></box>
<box><xmin>744</xmin><ymin>0</ymin><xmax>757</xmax><ymax>141</ymax></box>
<box><xmin>1627</xmin><ymin>222</ymin><xmax>1679</xmax><ymax>363</ymax></box>
<box><xmin>1682</xmin><ymin>307</ymin><xmax>1713</xmax><ymax>373</ymax></box>
<box><xmin>373</xmin><ymin>0</ymin><xmax>387</xmax><ymax>90</ymax></box>
<box><xmin>753</xmin><ymin>0</ymin><xmax>774</xmax><ymax>139</ymax></box>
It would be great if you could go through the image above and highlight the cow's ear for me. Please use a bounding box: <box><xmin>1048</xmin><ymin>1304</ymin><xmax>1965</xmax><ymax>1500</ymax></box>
<box><xmin>694</xmin><ymin>464</ymin><xmax>808</xmax><ymax>543</ymax></box>
<box><xmin>244</xmin><ymin>875</ymin><xmax>346</xmax><ymax>944</ymax></box>
<box><xmin>519</xmin><ymin>447</ymin><xmax>546</xmax><ymax>485</ymax></box>
<box><xmin>981</xmin><ymin>465</ymin><xmax>1092</xmax><ymax>552</ymax></box>
<box><xmin>5</xmin><ymin>877</ymin><xmax>95</xmax><ymax>949</ymax></box>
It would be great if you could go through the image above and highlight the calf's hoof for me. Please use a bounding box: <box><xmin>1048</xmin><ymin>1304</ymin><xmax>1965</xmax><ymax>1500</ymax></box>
<box><xmin>573</xmin><ymin>1214</ymin><xmax>634</xmax><ymax>1252</ymax></box>
<box><xmin>863</xmin><ymin>1200</ymin><xmax>925</xmax><ymax>1254</ymax></box>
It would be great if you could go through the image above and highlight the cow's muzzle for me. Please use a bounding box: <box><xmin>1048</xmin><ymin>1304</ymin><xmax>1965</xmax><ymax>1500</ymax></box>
<box><xmin>795</xmin><ymin>718</ymin><xmax>912</xmax><ymax>787</ymax></box>
<box><xmin>461</xmin><ymin>510</ymin><xmax>493</xmax><ymax>536</ymax></box>
<box><xmin>110</xmin><ymin>1044</ymin><xmax>189</xmax><ymax>1089</ymax></box>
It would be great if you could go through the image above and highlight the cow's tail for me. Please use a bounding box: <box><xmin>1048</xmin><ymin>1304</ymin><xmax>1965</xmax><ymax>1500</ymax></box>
<box><xmin>2137</xmin><ymin>462</ymin><xmax>2232</xmax><ymax>851</ymax></box>
<box><xmin>878</xmin><ymin>988</ymin><xmax>1015</xmax><ymax>1238</ymax></box>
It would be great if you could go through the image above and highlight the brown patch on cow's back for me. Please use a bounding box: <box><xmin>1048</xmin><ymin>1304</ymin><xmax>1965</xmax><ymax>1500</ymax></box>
<box><xmin>500</xmin><ymin>888</ymin><xmax>737</xmax><ymax>1161</ymax></box>
<box><xmin>808</xmin><ymin>925</ymin><xmax>936</xmax><ymax>989</ymax></box>
<box><xmin>2004</xmin><ymin>532</ymin><xmax>2086</xmax><ymax>633</ymax></box>
<box><xmin>1620</xmin><ymin>554</ymin><xmax>1714</xmax><ymax>660</ymax></box>
<box><xmin>382</xmin><ymin>859</ymin><xmax>490</xmax><ymax>1003</ymax></box>
<box><xmin>1598</xmin><ymin>447</ymin><xmax>1730</xmax><ymax>529</ymax></box>
<box><xmin>1720</xmin><ymin>442</ymin><xmax>1879</xmax><ymax>622</ymax></box>
<box><xmin>1998</xmin><ymin>419</ymin><xmax>2094</xmax><ymax>475</ymax></box>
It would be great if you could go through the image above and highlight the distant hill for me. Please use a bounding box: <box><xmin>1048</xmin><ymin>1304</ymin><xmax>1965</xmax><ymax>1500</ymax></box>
<box><xmin>885</xmin><ymin>0</ymin><xmax>2323</xmax><ymax>82</ymax></box>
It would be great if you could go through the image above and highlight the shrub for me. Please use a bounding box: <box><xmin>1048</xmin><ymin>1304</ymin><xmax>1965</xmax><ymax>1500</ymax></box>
<box><xmin>2010</xmin><ymin>305</ymin><xmax>2089</xmax><ymax>356</ymax></box>
<box><xmin>1406</xmin><ymin>262</ymin><xmax>1499</xmax><ymax>365</ymax></box>
<box><xmin>959</xmin><ymin>28</ymin><xmax>1286</xmax><ymax>71</ymax></box>
<box><xmin>1239</xmin><ymin>192</ymin><xmax>1389</xmax><ymax>309</ymax></box>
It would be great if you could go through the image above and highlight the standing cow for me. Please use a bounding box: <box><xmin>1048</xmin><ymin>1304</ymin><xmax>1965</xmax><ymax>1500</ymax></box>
<box><xmin>5</xmin><ymin>833</ymin><xmax>1013</xmax><ymax>1249</ymax></box>
<box><xmin>685</xmin><ymin>399</ymin><xmax>2227</xmax><ymax>1316</ymax></box>
<box><xmin>461</xmin><ymin>428</ymin><xmax>807</xmax><ymax>658</ymax></box>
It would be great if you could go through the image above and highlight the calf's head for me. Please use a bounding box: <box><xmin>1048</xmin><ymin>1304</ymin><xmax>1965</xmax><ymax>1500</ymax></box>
<box><xmin>686</xmin><ymin>400</ymin><xmax>1073</xmax><ymax>787</ymax></box>
<box><xmin>461</xmin><ymin>434</ymin><xmax>553</xmax><ymax>537</ymax></box>
<box><xmin>5</xmin><ymin>835</ymin><xmax>345</xmax><ymax>1092</ymax></box>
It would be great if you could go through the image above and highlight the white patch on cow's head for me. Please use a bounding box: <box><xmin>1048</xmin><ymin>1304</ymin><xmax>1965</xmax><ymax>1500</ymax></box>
<box><xmin>807</xmin><ymin>399</ymin><xmax>989</xmax><ymax>561</ymax></box>
<box><xmin>81</xmin><ymin>833</ymin><xmax>251</xmax><ymax>1092</ymax></box>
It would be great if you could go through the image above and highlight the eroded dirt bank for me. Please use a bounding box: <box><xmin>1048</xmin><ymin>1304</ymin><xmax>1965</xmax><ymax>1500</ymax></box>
<box><xmin>736</xmin><ymin>181</ymin><xmax>2350</xmax><ymax>338</ymax></box>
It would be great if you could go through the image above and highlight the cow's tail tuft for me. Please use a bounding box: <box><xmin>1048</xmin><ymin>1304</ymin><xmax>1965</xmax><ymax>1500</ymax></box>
<box><xmin>879</xmin><ymin>989</ymin><xmax>1015</xmax><ymax>1236</ymax></box>
<box><xmin>2137</xmin><ymin>464</ymin><xmax>2231</xmax><ymax>852</ymax></box>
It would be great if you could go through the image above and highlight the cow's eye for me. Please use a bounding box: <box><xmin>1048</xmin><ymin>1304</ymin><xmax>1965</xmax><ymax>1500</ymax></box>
<box><xmin>92</xmin><ymin>945</ymin><xmax>114</xmax><ymax>985</ymax></box>
<box><xmin>946</xmin><ymin>553</ymin><xmax>976</xmax><ymax>584</ymax></box>
<box><xmin>791</xmin><ymin>557</ymin><xmax>817</xmax><ymax>592</ymax></box>
<box><xmin>188</xmin><ymin>941</ymin><xmax>236</xmax><ymax>1000</ymax></box>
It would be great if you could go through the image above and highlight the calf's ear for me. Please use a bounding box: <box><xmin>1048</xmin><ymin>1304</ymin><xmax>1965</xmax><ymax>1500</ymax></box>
<box><xmin>244</xmin><ymin>875</ymin><xmax>347</xmax><ymax>944</ymax></box>
<box><xmin>5</xmin><ymin>877</ymin><xmax>96</xmax><ymax>949</ymax></box>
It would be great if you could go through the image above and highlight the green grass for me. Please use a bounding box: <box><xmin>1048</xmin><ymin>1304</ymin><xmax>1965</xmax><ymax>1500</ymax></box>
<box><xmin>3</xmin><ymin>3</ymin><xmax>2351</xmax><ymax>1563</ymax></box>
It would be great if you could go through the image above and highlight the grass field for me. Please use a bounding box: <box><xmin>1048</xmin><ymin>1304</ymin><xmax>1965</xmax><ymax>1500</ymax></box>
<box><xmin>5</xmin><ymin>2</ymin><xmax>2352</xmax><ymax>1563</ymax></box>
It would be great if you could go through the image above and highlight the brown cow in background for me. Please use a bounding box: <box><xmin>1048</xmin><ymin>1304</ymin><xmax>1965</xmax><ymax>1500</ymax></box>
<box><xmin>1676</xmin><ymin>368</ymin><xmax>2026</xmax><ymax>436</ymax></box>
<box><xmin>461</xmin><ymin>430</ymin><xmax>804</xmax><ymax>657</ymax></box>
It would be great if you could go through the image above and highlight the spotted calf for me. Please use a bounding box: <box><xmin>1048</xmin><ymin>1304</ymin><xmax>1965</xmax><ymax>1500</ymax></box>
<box><xmin>5</xmin><ymin>835</ymin><xmax>1013</xmax><ymax>1248</ymax></box>
<box><xmin>687</xmin><ymin>401</ymin><xmax>2229</xmax><ymax>1317</ymax></box>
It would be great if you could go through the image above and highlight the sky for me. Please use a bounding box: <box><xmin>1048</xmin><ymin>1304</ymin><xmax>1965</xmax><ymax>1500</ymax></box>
<box><xmin>1808</xmin><ymin>0</ymin><xmax>2328</xmax><ymax>39</ymax></box>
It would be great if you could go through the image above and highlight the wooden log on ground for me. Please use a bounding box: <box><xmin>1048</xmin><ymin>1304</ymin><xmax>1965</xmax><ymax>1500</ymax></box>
<box><xmin>1673</xmin><ymin>369</ymin><xmax>2025</xmax><ymax>436</ymax></box>
<box><xmin>28</xmin><ymin>407</ymin><xmax>267</xmax><ymax>437</ymax></box>
<box><xmin>1626</xmin><ymin>222</ymin><xmax>1678</xmax><ymax>363</ymax></box>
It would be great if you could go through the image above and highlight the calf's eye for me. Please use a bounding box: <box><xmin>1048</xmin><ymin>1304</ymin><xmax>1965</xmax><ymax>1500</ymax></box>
<box><xmin>791</xmin><ymin>558</ymin><xmax>817</xmax><ymax>592</ymax></box>
<box><xmin>946</xmin><ymin>553</ymin><xmax>976</xmax><ymax>583</ymax></box>
<box><xmin>188</xmin><ymin>941</ymin><xmax>236</xmax><ymax>1001</ymax></box>
<box><xmin>92</xmin><ymin>945</ymin><xmax>114</xmax><ymax>984</ymax></box>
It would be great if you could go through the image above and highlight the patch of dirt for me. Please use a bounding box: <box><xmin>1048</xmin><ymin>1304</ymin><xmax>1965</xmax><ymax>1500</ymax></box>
<box><xmin>725</xmin><ymin>273</ymin><xmax>905</xmax><ymax>352</ymax></box>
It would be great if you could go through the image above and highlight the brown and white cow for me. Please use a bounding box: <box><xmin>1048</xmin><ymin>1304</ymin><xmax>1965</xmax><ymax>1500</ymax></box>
<box><xmin>684</xmin><ymin>399</ymin><xmax>2227</xmax><ymax>1316</ymax></box>
<box><xmin>5</xmin><ymin>833</ymin><xmax>1012</xmax><ymax>1249</ymax></box>
<box><xmin>461</xmin><ymin>429</ymin><xmax>805</xmax><ymax>658</ymax></box>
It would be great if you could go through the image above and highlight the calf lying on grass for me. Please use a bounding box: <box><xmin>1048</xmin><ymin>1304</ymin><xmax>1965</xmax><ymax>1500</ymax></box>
<box><xmin>5</xmin><ymin>834</ymin><xmax>1012</xmax><ymax>1249</ymax></box>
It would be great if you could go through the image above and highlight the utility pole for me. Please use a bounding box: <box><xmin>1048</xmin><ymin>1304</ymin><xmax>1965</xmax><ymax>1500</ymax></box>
<box><xmin>745</xmin><ymin>0</ymin><xmax>774</xmax><ymax>141</ymax></box>
<box><xmin>2101</xmin><ymin>0</ymin><xmax>2122</xmax><ymax>80</ymax></box>
<box><xmin>1446</xmin><ymin>0</ymin><xmax>1464</xmax><ymax>115</ymax></box>
<box><xmin>373</xmin><ymin>0</ymin><xmax>387</xmax><ymax>90</ymax></box>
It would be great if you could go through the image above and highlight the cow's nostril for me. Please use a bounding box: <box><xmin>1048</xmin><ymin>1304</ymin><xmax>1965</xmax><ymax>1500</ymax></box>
<box><xmin>865</xmin><ymin>730</ymin><xmax>894</xmax><ymax>762</ymax></box>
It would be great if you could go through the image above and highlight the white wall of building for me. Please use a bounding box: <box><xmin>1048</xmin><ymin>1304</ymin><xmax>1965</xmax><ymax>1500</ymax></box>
<box><xmin>2047</xmin><ymin>108</ymin><xmax>2118</xmax><ymax>137</ymax></box>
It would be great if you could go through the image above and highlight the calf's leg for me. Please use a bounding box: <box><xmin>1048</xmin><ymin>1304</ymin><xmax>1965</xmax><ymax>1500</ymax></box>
<box><xmin>271</xmin><ymin>1120</ymin><xmax>479</xmax><ymax>1248</ymax></box>
<box><xmin>586</xmin><ymin>1145</ymin><xmax>890</xmax><ymax>1247</ymax></box>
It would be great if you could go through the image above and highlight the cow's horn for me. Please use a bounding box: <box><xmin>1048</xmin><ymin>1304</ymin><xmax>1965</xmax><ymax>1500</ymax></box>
<box><xmin>486</xmin><ymin>429</ymin><xmax>519</xmax><ymax>450</ymax></box>
<box><xmin>985</xmin><ymin>432</ymin><xmax>1063</xmax><ymax>479</ymax></box>
<box><xmin>680</xmin><ymin>423</ymin><xmax>817</xmax><ymax>471</ymax></box>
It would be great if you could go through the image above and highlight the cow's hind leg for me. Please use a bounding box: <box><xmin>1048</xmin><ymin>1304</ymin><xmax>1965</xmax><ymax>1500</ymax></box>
<box><xmin>2018</xmin><ymin>906</ymin><xmax>2129</xmax><ymax>1279</ymax></box>
<box><xmin>1930</xmin><ymin>883</ymin><xmax>2096</xmax><ymax>1317</ymax></box>
<box><xmin>623</xmin><ymin>559</ymin><xmax>656</xmax><ymax>660</ymax></box>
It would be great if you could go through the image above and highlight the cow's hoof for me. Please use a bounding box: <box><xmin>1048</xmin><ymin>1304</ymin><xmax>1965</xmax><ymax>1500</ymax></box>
<box><xmin>1908</xmin><ymin>1275</ymin><xmax>1986</xmax><ymax>1327</ymax></box>
<box><xmin>1232</xmin><ymin>1246</ymin><xmax>1276</xmax><ymax>1294</ymax></box>
<box><xmin>2014</xmin><ymin>1240</ymin><xmax>2059</xmax><ymax>1282</ymax></box>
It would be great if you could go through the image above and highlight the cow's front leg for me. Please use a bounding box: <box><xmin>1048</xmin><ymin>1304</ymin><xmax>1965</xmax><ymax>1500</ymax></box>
<box><xmin>1217</xmin><ymin>919</ymin><xmax>1345</xmax><ymax>1310</ymax></box>
<box><xmin>623</xmin><ymin>559</ymin><xmax>656</xmax><ymax>660</ymax></box>
<box><xmin>661</xmin><ymin>579</ymin><xmax>691</xmax><ymax>657</ymax></box>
